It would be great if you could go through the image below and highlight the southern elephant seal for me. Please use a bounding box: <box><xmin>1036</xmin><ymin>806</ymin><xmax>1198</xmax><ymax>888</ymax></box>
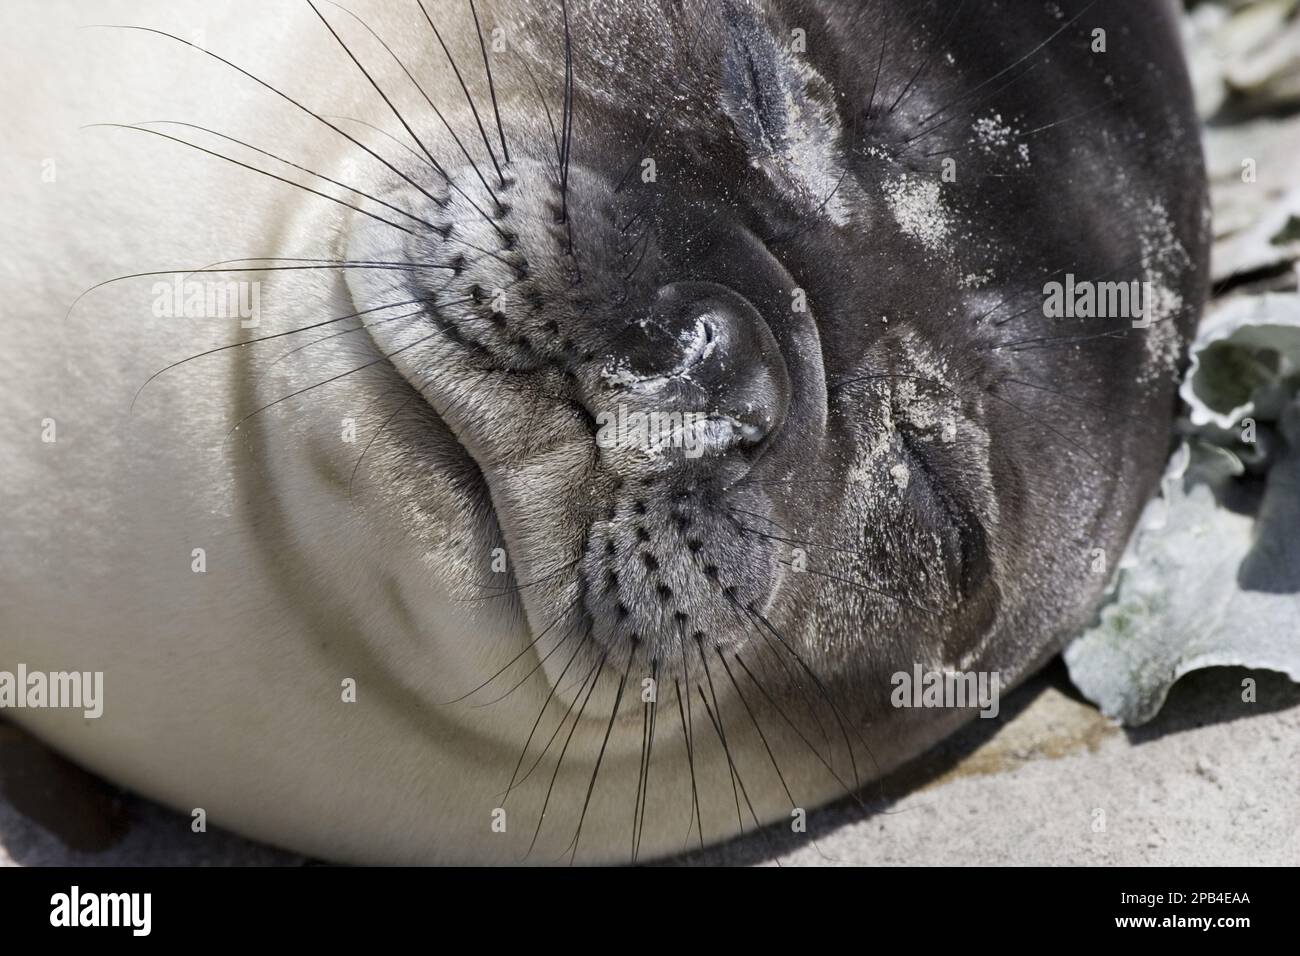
<box><xmin>0</xmin><ymin>0</ymin><xmax>1209</xmax><ymax>863</ymax></box>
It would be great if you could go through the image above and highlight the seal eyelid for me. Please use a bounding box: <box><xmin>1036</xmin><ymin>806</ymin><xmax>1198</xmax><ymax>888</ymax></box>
<box><xmin>719</xmin><ymin>1</ymin><xmax>792</xmax><ymax>154</ymax></box>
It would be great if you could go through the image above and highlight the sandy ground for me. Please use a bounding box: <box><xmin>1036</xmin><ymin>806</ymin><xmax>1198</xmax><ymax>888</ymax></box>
<box><xmin>3</xmin><ymin>661</ymin><xmax>1296</xmax><ymax>866</ymax></box>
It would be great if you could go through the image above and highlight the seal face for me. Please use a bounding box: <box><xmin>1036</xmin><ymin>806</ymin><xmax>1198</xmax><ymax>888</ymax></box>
<box><xmin>3</xmin><ymin>0</ymin><xmax>1209</xmax><ymax>863</ymax></box>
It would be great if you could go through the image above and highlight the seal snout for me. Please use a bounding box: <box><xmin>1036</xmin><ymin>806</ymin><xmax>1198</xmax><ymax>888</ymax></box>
<box><xmin>595</xmin><ymin>281</ymin><xmax>791</xmax><ymax>475</ymax></box>
<box><xmin>580</xmin><ymin>282</ymin><xmax>791</xmax><ymax>661</ymax></box>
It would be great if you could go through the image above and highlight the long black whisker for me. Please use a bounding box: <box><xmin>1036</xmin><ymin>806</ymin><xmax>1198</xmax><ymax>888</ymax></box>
<box><xmin>886</xmin><ymin>0</ymin><xmax>967</xmax><ymax>115</ymax></box>
<box><xmin>130</xmin><ymin>294</ymin><xmax>439</xmax><ymax>413</ymax></box>
<box><xmin>631</xmin><ymin>660</ymin><xmax>652</xmax><ymax>863</ymax></box>
<box><xmin>750</xmin><ymin>638</ymin><xmax>833</xmax><ymax>754</ymax></box>
<box><xmin>69</xmin><ymin>261</ymin><xmax>450</xmax><ymax>324</ymax></box>
<box><xmin>139</xmin><ymin>120</ymin><xmax>432</xmax><ymax>228</ymax></box>
<box><xmin>565</xmin><ymin>646</ymin><xmax>633</xmax><ymax>865</ymax></box>
<box><xmin>325</xmin><ymin>113</ymin><xmax>441</xmax><ymax>174</ymax></box>
<box><xmin>90</xmin><ymin>24</ymin><xmax>447</xmax><ymax>208</ymax></box>
<box><xmin>634</xmin><ymin>659</ymin><xmax>659</xmax><ymax>863</ymax></box>
<box><xmin>696</xmin><ymin>641</ymin><xmax>743</xmax><ymax>834</ymax></box>
<box><xmin>469</xmin><ymin>0</ymin><xmax>509</xmax><ymax>166</ymax></box>
<box><xmin>734</xmin><ymin>653</ymin><xmax>869</xmax><ymax>812</ymax></box>
<box><xmin>746</xmin><ymin>606</ymin><xmax>863</xmax><ymax>789</ymax></box>
<box><xmin>348</xmin><ymin>394</ymin><xmax>418</xmax><ymax>501</ymax></box>
<box><xmin>416</xmin><ymin>0</ymin><xmax>504</xmax><ymax>183</ymax></box>
<box><xmin>673</xmin><ymin>678</ymin><xmax>704</xmax><ymax>850</ymax></box>
<box><xmin>558</xmin><ymin>0</ymin><xmax>574</xmax><ymax>224</ymax></box>
<box><xmin>514</xmin><ymin>51</ymin><xmax>562</xmax><ymax>176</ymax></box>
<box><xmin>257</xmin><ymin>302</ymin><xmax>436</xmax><ymax>377</ymax></box>
<box><xmin>439</xmin><ymin>599</ymin><xmax>577</xmax><ymax>705</ymax></box>
<box><xmin>471</xmin><ymin>613</ymin><xmax>581</xmax><ymax>708</ymax></box>
<box><xmin>459</xmin><ymin>557</ymin><xmax>582</xmax><ymax>603</ymax></box>
<box><xmin>510</xmin><ymin>644</ymin><xmax>604</xmax><ymax>792</ymax></box>
<box><xmin>326</xmin><ymin>3</ymin><xmax>500</xmax><ymax>195</ymax></box>
<box><xmin>524</xmin><ymin>655</ymin><xmax>604</xmax><ymax>860</ymax></box>
<box><xmin>719</xmin><ymin>651</ymin><xmax>836</xmax><ymax>863</ymax></box>
<box><xmin>225</xmin><ymin>322</ymin><xmax>444</xmax><ymax>442</ymax></box>
<box><xmin>500</xmin><ymin>631</ymin><xmax>589</xmax><ymax>803</ymax></box>
<box><xmin>914</xmin><ymin>0</ymin><xmax>1098</xmax><ymax>129</ymax></box>
<box><xmin>696</xmin><ymin>681</ymin><xmax>767</xmax><ymax>849</ymax></box>
<box><xmin>87</xmin><ymin>123</ymin><xmax>420</xmax><ymax>236</ymax></box>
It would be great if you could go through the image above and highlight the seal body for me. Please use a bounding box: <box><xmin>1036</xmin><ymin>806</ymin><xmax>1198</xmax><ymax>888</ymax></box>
<box><xmin>0</xmin><ymin>0</ymin><xmax>1208</xmax><ymax>863</ymax></box>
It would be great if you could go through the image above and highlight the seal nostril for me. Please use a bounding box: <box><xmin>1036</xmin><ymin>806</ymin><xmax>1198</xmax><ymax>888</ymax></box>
<box><xmin>608</xmin><ymin>281</ymin><xmax>791</xmax><ymax>467</ymax></box>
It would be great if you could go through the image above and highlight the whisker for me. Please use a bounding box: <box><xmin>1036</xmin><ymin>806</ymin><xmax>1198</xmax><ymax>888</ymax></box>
<box><xmin>914</xmin><ymin>0</ymin><xmax>1098</xmax><ymax>129</ymax></box>
<box><xmin>458</xmin><ymin>557</ymin><xmax>582</xmax><ymax>604</ymax></box>
<box><xmin>500</xmin><ymin>631</ymin><xmax>589</xmax><ymax>803</ymax></box>
<box><xmin>86</xmin><ymin>123</ymin><xmax>420</xmax><ymax>236</ymax></box>
<box><xmin>469</xmin><ymin>0</ymin><xmax>509</xmax><ymax>166</ymax></box>
<box><xmin>69</xmin><ymin>261</ymin><xmax>451</xmax><ymax>324</ymax></box>
<box><xmin>416</xmin><ymin>0</ymin><xmax>504</xmax><ymax>184</ymax></box>
<box><xmin>471</xmin><ymin>613</ymin><xmax>581</xmax><ymax>708</ymax></box>
<box><xmin>525</xmin><ymin>655</ymin><xmax>604</xmax><ymax>860</ymax></box>
<box><xmin>565</xmin><ymin>646</ymin><xmax>633</xmax><ymax>865</ymax></box>
<box><xmin>634</xmin><ymin>659</ymin><xmax>659</xmax><ymax>863</ymax></box>
<box><xmin>886</xmin><ymin>0</ymin><xmax>968</xmax><ymax>115</ymax></box>
<box><xmin>750</xmin><ymin>638</ymin><xmax>833</xmax><ymax>754</ymax></box>
<box><xmin>864</xmin><ymin>0</ymin><xmax>890</xmax><ymax>127</ymax></box>
<box><xmin>719</xmin><ymin>651</ymin><xmax>836</xmax><ymax>863</ymax></box>
<box><xmin>673</xmin><ymin>677</ymin><xmax>703</xmax><ymax>851</ymax></box>
<box><xmin>139</xmin><ymin>120</ymin><xmax>432</xmax><ymax>228</ymax></box>
<box><xmin>696</xmin><ymin>679</ymin><xmax>768</xmax><ymax>853</ymax></box>
<box><xmin>439</xmin><ymin>598</ymin><xmax>577</xmax><ymax>705</ymax></box>
<box><xmin>746</xmin><ymin>606</ymin><xmax>864</xmax><ymax>788</ymax></box>
<box><xmin>696</xmin><ymin>640</ymin><xmax>744</xmax><ymax>834</ymax></box>
<box><xmin>225</xmin><ymin>323</ymin><xmax>440</xmax><ymax>442</ymax></box>
<box><xmin>257</xmin><ymin>303</ymin><xmax>436</xmax><ymax>376</ymax></box>
<box><xmin>348</xmin><ymin>393</ymin><xmax>417</xmax><ymax>501</ymax></box>
<box><xmin>630</xmin><ymin>659</ymin><xmax>652</xmax><ymax>862</ymax></box>
<box><xmin>509</xmin><ymin>643</ymin><xmax>604</xmax><ymax>793</ymax></box>
<box><xmin>983</xmin><ymin>387</ymin><xmax>1111</xmax><ymax>472</ymax></box>
<box><xmin>90</xmin><ymin>24</ymin><xmax>448</xmax><ymax>209</ymax></box>
<box><xmin>324</xmin><ymin>1</ymin><xmax>501</xmax><ymax>204</ymax></box>
<box><xmin>558</xmin><ymin>0</ymin><xmax>574</xmax><ymax>225</ymax></box>
<box><xmin>514</xmin><ymin>51</ymin><xmax>562</xmax><ymax>176</ymax></box>
<box><xmin>130</xmin><ymin>294</ymin><xmax>440</xmax><ymax>413</ymax></box>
